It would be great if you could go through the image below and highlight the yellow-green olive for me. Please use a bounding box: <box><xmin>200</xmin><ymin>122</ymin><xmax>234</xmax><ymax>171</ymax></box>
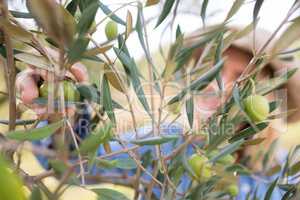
<box><xmin>207</xmin><ymin>150</ymin><xmax>235</xmax><ymax>165</ymax></box>
<box><xmin>39</xmin><ymin>80</ymin><xmax>80</xmax><ymax>102</ymax></box>
<box><xmin>243</xmin><ymin>95</ymin><xmax>270</xmax><ymax>122</ymax></box>
<box><xmin>0</xmin><ymin>156</ymin><xmax>26</xmax><ymax>200</ymax></box>
<box><xmin>105</xmin><ymin>21</ymin><xmax>118</xmax><ymax>40</ymax></box>
<box><xmin>226</xmin><ymin>184</ymin><xmax>239</xmax><ymax>197</ymax></box>
<box><xmin>188</xmin><ymin>154</ymin><xmax>213</xmax><ymax>181</ymax></box>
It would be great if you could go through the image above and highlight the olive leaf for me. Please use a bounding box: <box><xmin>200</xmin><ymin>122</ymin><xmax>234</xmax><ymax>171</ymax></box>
<box><xmin>79</xmin><ymin>123</ymin><xmax>113</xmax><ymax>154</ymax></box>
<box><xmin>104</xmin><ymin>64</ymin><xmax>126</xmax><ymax>93</ymax></box>
<box><xmin>67</xmin><ymin>37</ymin><xmax>90</xmax><ymax>64</ymax></box>
<box><xmin>7</xmin><ymin>120</ymin><xmax>64</xmax><ymax>141</ymax></box>
<box><xmin>186</xmin><ymin>97</ymin><xmax>194</xmax><ymax>128</ymax></box>
<box><xmin>175</xmin><ymin>30</ymin><xmax>221</xmax><ymax>71</ymax></box>
<box><xmin>27</xmin><ymin>0</ymin><xmax>75</xmax><ymax>46</ymax></box>
<box><xmin>264</xmin><ymin>178</ymin><xmax>279</xmax><ymax>200</ymax></box>
<box><xmin>30</xmin><ymin>187</ymin><xmax>42</xmax><ymax>200</ymax></box>
<box><xmin>66</xmin><ymin>0</ymin><xmax>78</xmax><ymax>16</ymax></box>
<box><xmin>92</xmin><ymin>188</ymin><xmax>129</xmax><ymax>200</ymax></box>
<box><xmin>125</xmin><ymin>11</ymin><xmax>133</xmax><ymax>39</ymax></box>
<box><xmin>155</xmin><ymin>0</ymin><xmax>176</xmax><ymax>27</ymax></box>
<box><xmin>76</xmin><ymin>2</ymin><xmax>98</xmax><ymax>36</ymax></box>
<box><xmin>98</xmin><ymin>2</ymin><xmax>126</xmax><ymax>25</ymax></box>
<box><xmin>253</xmin><ymin>0</ymin><xmax>264</xmax><ymax>24</ymax></box>
<box><xmin>256</xmin><ymin>68</ymin><xmax>297</xmax><ymax>95</ymax></box>
<box><xmin>10</xmin><ymin>10</ymin><xmax>32</xmax><ymax>18</ymax></box>
<box><xmin>209</xmin><ymin>140</ymin><xmax>244</xmax><ymax>163</ymax></box>
<box><xmin>131</xmin><ymin>135</ymin><xmax>179</xmax><ymax>146</ymax></box>
<box><xmin>15</xmin><ymin>53</ymin><xmax>52</xmax><ymax>70</ymax></box>
<box><xmin>168</xmin><ymin>59</ymin><xmax>224</xmax><ymax>105</ymax></box>
<box><xmin>272</xmin><ymin>17</ymin><xmax>300</xmax><ymax>54</ymax></box>
<box><xmin>101</xmin><ymin>75</ymin><xmax>116</xmax><ymax>124</ymax></box>
<box><xmin>229</xmin><ymin>122</ymin><xmax>269</xmax><ymax>143</ymax></box>
<box><xmin>83</xmin><ymin>45</ymin><xmax>113</xmax><ymax>57</ymax></box>
<box><xmin>113</xmin><ymin>47</ymin><xmax>151</xmax><ymax>115</ymax></box>
<box><xmin>225</xmin><ymin>0</ymin><xmax>245</xmax><ymax>21</ymax></box>
<box><xmin>201</xmin><ymin>0</ymin><xmax>209</xmax><ymax>24</ymax></box>
<box><xmin>0</xmin><ymin>19</ymin><xmax>33</xmax><ymax>43</ymax></box>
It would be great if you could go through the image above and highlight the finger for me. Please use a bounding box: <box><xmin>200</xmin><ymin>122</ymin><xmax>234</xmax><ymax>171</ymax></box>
<box><xmin>16</xmin><ymin>69</ymin><xmax>39</xmax><ymax>104</ymax></box>
<box><xmin>69</xmin><ymin>62</ymin><xmax>89</xmax><ymax>83</ymax></box>
<box><xmin>29</xmin><ymin>67</ymin><xmax>54</xmax><ymax>82</ymax></box>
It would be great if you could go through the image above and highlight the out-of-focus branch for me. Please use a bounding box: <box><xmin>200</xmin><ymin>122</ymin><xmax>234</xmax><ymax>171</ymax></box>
<box><xmin>0</xmin><ymin>0</ymin><xmax>16</xmax><ymax>131</ymax></box>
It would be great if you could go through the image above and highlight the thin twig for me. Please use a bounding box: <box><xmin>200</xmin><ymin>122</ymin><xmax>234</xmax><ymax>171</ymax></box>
<box><xmin>66</xmin><ymin>120</ymin><xmax>85</xmax><ymax>185</ymax></box>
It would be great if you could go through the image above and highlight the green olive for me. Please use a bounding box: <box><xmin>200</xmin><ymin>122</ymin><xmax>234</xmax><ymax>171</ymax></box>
<box><xmin>39</xmin><ymin>80</ymin><xmax>80</xmax><ymax>102</ymax></box>
<box><xmin>0</xmin><ymin>156</ymin><xmax>26</xmax><ymax>200</ymax></box>
<box><xmin>243</xmin><ymin>95</ymin><xmax>270</xmax><ymax>122</ymax></box>
<box><xmin>105</xmin><ymin>21</ymin><xmax>118</xmax><ymax>40</ymax></box>
<box><xmin>207</xmin><ymin>150</ymin><xmax>235</xmax><ymax>165</ymax></box>
<box><xmin>188</xmin><ymin>154</ymin><xmax>213</xmax><ymax>181</ymax></box>
<box><xmin>226</xmin><ymin>184</ymin><xmax>239</xmax><ymax>197</ymax></box>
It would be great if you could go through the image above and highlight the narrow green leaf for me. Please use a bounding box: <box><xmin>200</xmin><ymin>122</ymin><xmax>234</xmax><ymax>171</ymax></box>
<box><xmin>113</xmin><ymin>47</ymin><xmax>151</xmax><ymax>115</ymax></box>
<box><xmin>214</xmin><ymin>32</ymin><xmax>225</xmax><ymax>91</ymax></box>
<box><xmin>92</xmin><ymin>188</ymin><xmax>129</xmax><ymax>200</ymax></box>
<box><xmin>253</xmin><ymin>0</ymin><xmax>264</xmax><ymax>23</ymax></box>
<box><xmin>155</xmin><ymin>0</ymin><xmax>176</xmax><ymax>27</ymax></box>
<box><xmin>0</xmin><ymin>119</ymin><xmax>36</xmax><ymax>126</ymax></box>
<box><xmin>262</xmin><ymin>139</ymin><xmax>278</xmax><ymax>170</ymax></box>
<box><xmin>15</xmin><ymin>53</ymin><xmax>51</xmax><ymax>70</ymax></box>
<box><xmin>186</xmin><ymin>97</ymin><xmax>194</xmax><ymax>128</ymax></box>
<box><xmin>136</xmin><ymin>4</ymin><xmax>152</xmax><ymax>64</ymax></box>
<box><xmin>175</xmin><ymin>31</ymin><xmax>220</xmax><ymax>71</ymax></box>
<box><xmin>79</xmin><ymin>124</ymin><xmax>113</xmax><ymax>154</ymax></box>
<box><xmin>256</xmin><ymin>68</ymin><xmax>297</xmax><ymax>95</ymax></box>
<box><xmin>10</xmin><ymin>10</ymin><xmax>32</xmax><ymax>18</ymax></box>
<box><xmin>66</xmin><ymin>0</ymin><xmax>78</xmax><ymax>16</ymax></box>
<box><xmin>264</xmin><ymin>178</ymin><xmax>278</xmax><ymax>200</ymax></box>
<box><xmin>289</xmin><ymin>160</ymin><xmax>300</xmax><ymax>176</ymax></box>
<box><xmin>225</xmin><ymin>164</ymin><xmax>251</xmax><ymax>175</ymax></box>
<box><xmin>266</xmin><ymin>165</ymin><xmax>281</xmax><ymax>176</ymax></box>
<box><xmin>131</xmin><ymin>135</ymin><xmax>179</xmax><ymax>146</ymax></box>
<box><xmin>95</xmin><ymin>159</ymin><xmax>116</xmax><ymax>169</ymax></box>
<box><xmin>7</xmin><ymin>120</ymin><xmax>64</xmax><ymax>141</ymax></box>
<box><xmin>209</xmin><ymin>140</ymin><xmax>244</xmax><ymax>163</ymax></box>
<box><xmin>200</xmin><ymin>0</ymin><xmax>209</xmax><ymax>24</ymax></box>
<box><xmin>77</xmin><ymin>84</ymin><xmax>100</xmax><ymax>103</ymax></box>
<box><xmin>78</xmin><ymin>0</ymin><xmax>96</xmax><ymax>10</ymax></box>
<box><xmin>269</xmin><ymin>101</ymin><xmax>280</xmax><ymax>113</ymax></box>
<box><xmin>272</xmin><ymin>17</ymin><xmax>300</xmax><ymax>54</ymax></box>
<box><xmin>281</xmin><ymin>187</ymin><xmax>297</xmax><ymax>200</ymax></box>
<box><xmin>102</xmin><ymin>75</ymin><xmax>116</xmax><ymax>124</ymax></box>
<box><xmin>68</xmin><ymin>37</ymin><xmax>90</xmax><ymax>63</ymax></box>
<box><xmin>168</xmin><ymin>59</ymin><xmax>224</xmax><ymax>105</ymax></box>
<box><xmin>98</xmin><ymin>2</ymin><xmax>126</xmax><ymax>25</ymax></box>
<box><xmin>229</xmin><ymin>122</ymin><xmax>269</xmax><ymax>143</ymax></box>
<box><xmin>225</xmin><ymin>0</ymin><xmax>245</xmax><ymax>21</ymax></box>
<box><xmin>115</xmin><ymin>158</ymin><xmax>137</xmax><ymax>169</ymax></box>
<box><xmin>49</xmin><ymin>160</ymin><xmax>67</xmax><ymax>175</ymax></box>
<box><xmin>76</xmin><ymin>2</ymin><xmax>98</xmax><ymax>35</ymax></box>
<box><xmin>30</xmin><ymin>187</ymin><xmax>42</xmax><ymax>200</ymax></box>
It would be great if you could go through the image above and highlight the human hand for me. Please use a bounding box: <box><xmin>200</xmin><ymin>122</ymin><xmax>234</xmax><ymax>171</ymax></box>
<box><xmin>16</xmin><ymin>62</ymin><xmax>88</xmax><ymax>119</ymax></box>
